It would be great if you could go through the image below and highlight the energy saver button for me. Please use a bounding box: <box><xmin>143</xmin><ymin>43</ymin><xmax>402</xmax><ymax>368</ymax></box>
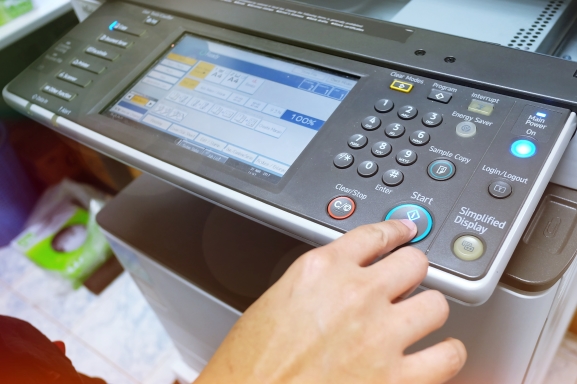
<box><xmin>328</xmin><ymin>196</ymin><xmax>356</xmax><ymax>220</ymax></box>
<box><xmin>385</xmin><ymin>204</ymin><xmax>433</xmax><ymax>243</ymax></box>
<box><xmin>453</xmin><ymin>235</ymin><xmax>484</xmax><ymax>261</ymax></box>
<box><xmin>456</xmin><ymin>121</ymin><xmax>477</xmax><ymax>138</ymax></box>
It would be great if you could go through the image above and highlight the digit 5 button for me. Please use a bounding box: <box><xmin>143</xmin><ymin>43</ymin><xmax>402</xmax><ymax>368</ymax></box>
<box><xmin>328</xmin><ymin>196</ymin><xmax>356</xmax><ymax>220</ymax></box>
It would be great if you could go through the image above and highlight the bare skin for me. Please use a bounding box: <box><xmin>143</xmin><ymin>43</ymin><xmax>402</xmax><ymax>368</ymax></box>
<box><xmin>195</xmin><ymin>220</ymin><xmax>467</xmax><ymax>383</ymax></box>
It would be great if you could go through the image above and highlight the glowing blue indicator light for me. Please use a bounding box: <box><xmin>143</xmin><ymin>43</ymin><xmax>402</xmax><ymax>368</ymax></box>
<box><xmin>511</xmin><ymin>140</ymin><xmax>536</xmax><ymax>158</ymax></box>
<box><xmin>109</xmin><ymin>21</ymin><xmax>119</xmax><ymax>31</ymax></box>
<box><xmin>536</xmin><ymin>112</ymin><xmax>547</xmax><ymax>118</ymax></box>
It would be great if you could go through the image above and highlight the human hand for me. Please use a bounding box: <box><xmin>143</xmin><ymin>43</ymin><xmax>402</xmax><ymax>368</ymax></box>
<box><xmin>195</xmin><ymin>220</ymin><xmax>466</xmax><ymax>384</ymax></box>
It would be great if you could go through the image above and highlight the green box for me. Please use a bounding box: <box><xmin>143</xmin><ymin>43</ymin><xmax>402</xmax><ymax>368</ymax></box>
<box><xmin>0</xmin><ymin>0</ymin><xmax>34</xmax><ymax>26</ymax></box>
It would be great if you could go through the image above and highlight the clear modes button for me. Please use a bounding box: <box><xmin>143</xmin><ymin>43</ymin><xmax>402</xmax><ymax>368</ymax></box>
<box><xmin>328</xmin><ymin>196</ymin><xmax>356</xmax><ymax>220</ymax></box>
<box><xmin>453</xmin><ymin>235</ymin><xmax>484</xmax><ymax>261</ymax></box>
<box><xmin>385</xmin><ymin>204</ymin><xmax>433</xmax><ymax>243</ymax></box>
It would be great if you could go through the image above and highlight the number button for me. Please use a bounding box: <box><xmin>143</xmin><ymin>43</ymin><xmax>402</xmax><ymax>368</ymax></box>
<box><xmin>371</xmin><ymin>141</ymin><xmax>392</xmax><ymax>157</ymax></box>
<box><xmin>358</xmin><ymin>161</ymin><xmax>378</xmax><ymax>177</ymax></box>
<box><xmin>361</xmin><ymin>116</ymin><xmax>381</xmax><ymax>131</ymax></box>
<box><xmin>385</xmin><ymin>123</ymin><xmax>405</xmax><ymax>138</ymax></box>
<box><xmin>382</xmin><ymin>169</ymin><xmax>404</xmax><ymax>186</ymax></box>
<box><xmin>422</xmin><ymin>112</ymin><xmax>443</xmax><ymax>127</ymax></box>
<box><xmin>375</xmin><ymin>99</ymin><xmax>394</xmax><ymax>113</ymax></box>
<box><xmin>398</xmin><ymin>105</ymin><xmax>418</xmax><ymax>120</ymax></box>
<box><xmin>348</xmin><ymin>134</ymin><xmax>368</xmax><ymax>149</ymax></box>
<box><xmin>396</xmin><ymin>149</ymin><xmax>417</xmax><ymax>166</ymax></box>
<box><xmin>409</xmin><ymin>130</ymin><xmax>430</xmax><ymax>146</ymax></box>
<box><xmin>334</xmin><ymin>152</ymin><xmax>354</xmax><ymax>169</ymax></box>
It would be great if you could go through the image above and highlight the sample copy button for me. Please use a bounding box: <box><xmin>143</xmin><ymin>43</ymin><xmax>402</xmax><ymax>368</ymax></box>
<box><xmin>510</xmin><ymin>105</ymin><xmax>564</xmax><ymax>143</ymax></box>
<box><xmin>328</xmin><ymin>196</ymin><xmax>356</xmax><ymax>220</ymax></box>
<box><xmin>453</xmin><ymin>235</ymin><xmax>484</xmax><ymax>261</ymax></box>
<box><xmin>385</xmin><ymin>204</ymin><xmax>433</xmax><ymax>243</ymax></box>
<box><xmin>428</xmin><ymin>159</ymin><xmax>456</xmax><ymax>181</ymax></box>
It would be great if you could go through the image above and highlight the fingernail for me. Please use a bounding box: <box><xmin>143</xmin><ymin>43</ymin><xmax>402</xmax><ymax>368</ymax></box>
<box><xmin>399</xmin><ymin>219</ymin><xmax>417</xmax><ymax>234</ymax></box>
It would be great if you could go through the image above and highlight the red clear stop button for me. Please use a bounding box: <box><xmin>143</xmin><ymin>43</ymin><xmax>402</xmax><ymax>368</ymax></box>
<box><xmin>328</xmin><ymin>196</ymin><xmax>356</xmax><ymax>220</ymax></box>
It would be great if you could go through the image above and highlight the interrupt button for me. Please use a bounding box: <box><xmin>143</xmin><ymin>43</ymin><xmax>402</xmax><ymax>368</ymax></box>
<box><xmin>328</xmin><ymin>196</ymin><xmax>356</xmax><ymax>220</ymax></box>
<box><xmin>453</xmin><ymin>235</ymin><xmax>484</xmax><ymax>261</ymax></box>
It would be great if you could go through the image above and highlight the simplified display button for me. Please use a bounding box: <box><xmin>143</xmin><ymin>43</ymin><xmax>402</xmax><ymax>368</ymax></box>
<box><xmin>42</xmin><ymin>84</ymin><xmax>76</xmax><ymax>101</ymax></box>
<box><xmin>382</xmin><ymin>169</ymin><xmax>404</xmax><ymax>186</ymax></box>
<box><xmin>468</xmin><ymin>99</ymin><xmax>494</xmax><ymax>116</ymax></box>
<box><xmin>511</xmin><ymin>139</ymin><xmax>536</xmax><ymax>158</ymax></box>
<box><xmin>396</xmin><ymin>149</ymin><xmax>417</xmax><ymax>166</ymax></box>
<box><xmin>385</xmin><ymin>123</ymin><xmax>405</xmax><ymax>138</ymax></box>
<box><xmin>409</xmin><ymin>130</ymin><xmax>430</xmax><ymax>146</ymax></box>
<box><xmin>358</xmin><ymin>161</ymin><xmax>378</xmax><ymax>177</ymax></box>
<box><xmin>385</xmin><ymin>204</ymin><xmax>433</xmax><ymax>243</ymax></box>
<box><xmin>361</xmin><ymin>116</ymin><xmax>381</xmax><ymax>131</ymax></box>
<box><xmin>56</xmin><ymin>71</ymin><xmax>92</xmax><ymax>88</ymax></box>
<box><xmin>375</xmin><ymin>99</ymin><xmax>394</xmax><ymax>113</ymax></box>
<box><xmin>328</xmin><ymin>196</ymin><xmax>356</xmax><ymax>220</ymax></box>
<box><xmin>348</xmin><ymin>134</ymin><xmax>368</xmax><ymax>149</ymax></box>
<box><xmin>85</xmin><ymin>46</ymin><xmax>120</xmax><ymax>61</ymax></box>
<box><xmin>71</xmin><ymin>58</ymin><xmax>106</xmax><ymax>74</ymax></box>
<box><xmin>334</xmin><ymin>152</ymin><xmax>354</xmax><ymax>169</ymax></box>
<box><xmin>422</xmin><ymin>112</ymin><xmax>443</xmax><ymax>127</ymax></box>
<box><xmin>453</xmin><ymin>235</ymin><xmax>484</xmax><ymax>261</ymax></box>
<box><xmin>428</xmin><ymin>89</ymin><xmax>452</xmax><ymax>104</ymax></box>
<box><xmin>456</xmin><ymin>121</ymin><xmax>477</xmax><ymax>138</ymax></box>
<box><xmin>398</xmin><ymin>105</ymin><xmax>418</xmax><ymax>120</ymax></box>
<box><xmin>489</xmin><ymin>180</ymin><xmax>512</xmax><ymax>199</ymax></box>
<box><xmin>371</xmin><ymin>141</ymin><xmax>392</xmax><ymax>157</ymax></box>
<box><xmin>428</xmin><ymin>159</ymin><xmax>455</xmax><ymax>181</ymax></box>
<box><xmin>390</xmin><ymin>80</ymin><xmax>413</xmax><ymax>93</ymax></box>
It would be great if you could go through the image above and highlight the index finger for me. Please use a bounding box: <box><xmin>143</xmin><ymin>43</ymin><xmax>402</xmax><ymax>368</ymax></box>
<box><xmin>322</xmin><ymin>220</ymin><xmax>417</xmax><ymax>266</ymax></box>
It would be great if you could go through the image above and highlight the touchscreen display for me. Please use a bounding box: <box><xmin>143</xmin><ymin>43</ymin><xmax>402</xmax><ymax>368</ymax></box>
<box><xmin>104</xmin><ymin>34</ymin><xmax>358</xmax><ymax>184</ymax></box>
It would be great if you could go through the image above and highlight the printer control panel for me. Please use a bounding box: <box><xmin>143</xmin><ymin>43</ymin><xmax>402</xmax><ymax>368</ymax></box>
<box><xmin>3</xmin><ymin>1</ymin><xmax>575</xmax><ymax>303</ymax></box>
<box><xmin>314</xmin><ymin>73</ymin><xmax>569</xmax><ymax>280</ymax></box>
